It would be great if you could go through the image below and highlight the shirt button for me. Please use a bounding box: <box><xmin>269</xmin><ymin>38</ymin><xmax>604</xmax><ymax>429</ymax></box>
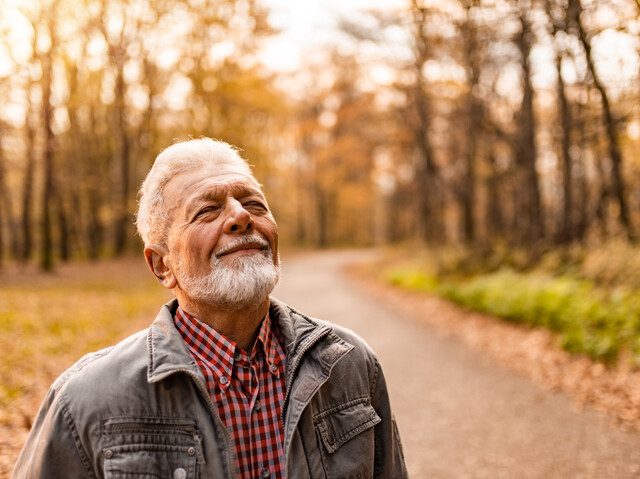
<box><xmin>104</xmin><ymin>449</ymin><xmax>113</xmax><ymax>459</ymax></box>
<box><xmin>269</xmin><ymin>363</ymin><xmax>277</xmax><ymax>372</ymax></box>
<box><xmin>173</xmin><ymin>468</ymin><xmax>187</xmax><ymax>479</ymax></box>
<box><xmin>220</xmin><ymin>376</ymin><xmax>228</xmax><ymax>385</ymax></box>
<box><xmin>187</xmin><ymin>446</ymin><xmax>196</xmax><ymax>456</ymax></box>
<box><xmin>261</xmin><ymin>467</ymin><xmax>271</xmax><ymax>478</ymax></box>
<box><xmin>255</xmin><ymin>401</ymin><xmax>261</xmax><ymax>411</ymax></box>
<box><xmin>234</xmin><ymin>353</ymin><xmax>242</xmax><ymax>362</ymax></box>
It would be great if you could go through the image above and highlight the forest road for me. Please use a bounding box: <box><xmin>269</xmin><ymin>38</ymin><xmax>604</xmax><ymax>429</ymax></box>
<box><xmin>273</xmin><ymin>249</ymin><xmax>640</xmax><ymax>479</ymax></box>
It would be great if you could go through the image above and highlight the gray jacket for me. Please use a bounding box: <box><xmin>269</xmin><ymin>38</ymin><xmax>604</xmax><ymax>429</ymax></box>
<box><xmin>13</xmin><ymin>298</ymin><xmax>407</xmax><ymax>478</ymax></box>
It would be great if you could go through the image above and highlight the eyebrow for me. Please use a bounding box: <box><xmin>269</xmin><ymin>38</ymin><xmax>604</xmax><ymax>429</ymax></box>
<box><xmin>185</xmin><ymin>183</ymin><xmax>265</xmax><ymax>217</ymax></box>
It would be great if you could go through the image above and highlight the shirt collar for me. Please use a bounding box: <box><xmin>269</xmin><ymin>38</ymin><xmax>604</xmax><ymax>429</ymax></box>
<box><xmin>174</xmin><ymin>306</ymin><xmax>284</xmax><ymax>384</ymax></box>
<box><xmin>174</xmin><ymin>306</ymin><xmax>235</xmax><ymax>386</ymax></box>
<box><xmin>255</xmin><ymin>310</ymin><xmax>284</xmax><ymax>376</ymax></box>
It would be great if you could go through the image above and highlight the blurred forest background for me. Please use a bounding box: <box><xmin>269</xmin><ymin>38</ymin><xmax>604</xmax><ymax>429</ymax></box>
<box><xmin>1</xmin><ymin>0</ymin><xmax>640</xmax><ymax>362</ymax></box>
<box><xmin>2</xmin><ymin>0</ymin><xmax>640</xmax><ymax>472</ymax></box>
<box><xmin>0</xmin><ymin>0</ymin><xmax>638</xmax><ymax>265</ymax></box>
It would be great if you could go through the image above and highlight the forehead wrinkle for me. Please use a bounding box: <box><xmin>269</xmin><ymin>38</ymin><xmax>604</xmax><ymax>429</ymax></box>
<box><xmin>194</xmin><ymin>182</ymin><xmax>264</xmax><ymax>202</ymax></box>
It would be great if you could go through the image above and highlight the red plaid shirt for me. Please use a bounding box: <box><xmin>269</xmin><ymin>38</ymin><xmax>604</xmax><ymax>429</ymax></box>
<box><xmin>174</xmin><ymin>306</ymin><xmax>287</xmax><ymax>479</ymax></box>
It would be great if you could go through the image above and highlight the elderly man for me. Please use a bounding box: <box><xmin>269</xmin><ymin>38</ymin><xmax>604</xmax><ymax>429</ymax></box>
<box><xmin>14</xmin><ymin>138</ymin><xmax>407</xmax><ymax>478</ymax></box>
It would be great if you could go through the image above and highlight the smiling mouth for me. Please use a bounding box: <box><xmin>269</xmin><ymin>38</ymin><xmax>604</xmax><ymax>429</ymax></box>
<box><xmin>215</xmin><ymin>241</ymin><xmax>268</xmax><ymax>258</ymax></box>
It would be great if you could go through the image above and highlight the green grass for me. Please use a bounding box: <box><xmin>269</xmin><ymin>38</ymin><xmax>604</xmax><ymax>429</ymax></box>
<box><xmin>385</xmin><ymin>265</ymin><xmax>640</xmax><ymax>365</ymax></box>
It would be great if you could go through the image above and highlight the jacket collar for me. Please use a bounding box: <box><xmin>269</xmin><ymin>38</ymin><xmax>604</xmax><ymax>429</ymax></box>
<box><xmin>147</xmin><ymin>299</ymin><xmax>199</xmax><ymax>383</ymax></box>
<box><xmin>268</xmin><ymin>298</ymin><xmax>354</xmax><ymax>377</ymax></box>
<box><xmin>147</xmin><ymin>297</ymin><xmax>353</xmax><ymax>384</ymax></box>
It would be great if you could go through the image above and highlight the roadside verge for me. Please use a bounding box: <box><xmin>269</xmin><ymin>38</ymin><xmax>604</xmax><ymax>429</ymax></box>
<box><xmin>347</xmin><ymin>263</ymin><xmax>640</xmax><ymax>432</ymax></box>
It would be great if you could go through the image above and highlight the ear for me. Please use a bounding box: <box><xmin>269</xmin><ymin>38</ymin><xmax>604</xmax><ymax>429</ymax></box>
<box><xmin>144</xmin><ymin>244</ymin><xmax>177</xmax><ymax>289</ymax></box>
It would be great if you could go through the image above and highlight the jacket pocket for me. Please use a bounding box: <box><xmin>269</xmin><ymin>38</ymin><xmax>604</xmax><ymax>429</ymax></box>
<box><xmin>314</xmin><ymin>398</ymin><xmax>381</xmax><ymax>479</ymax></box>
<box><xmin>101</xmin><ymin>417</ymin><xmax>200</xmax><ymax>479</ymax></box>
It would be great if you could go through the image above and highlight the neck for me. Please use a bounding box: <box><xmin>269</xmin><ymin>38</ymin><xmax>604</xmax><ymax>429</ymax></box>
<box><xmin>176</xmin><ymin>293</ymin><xmax>270</xmax><ymax>352</ymax></box>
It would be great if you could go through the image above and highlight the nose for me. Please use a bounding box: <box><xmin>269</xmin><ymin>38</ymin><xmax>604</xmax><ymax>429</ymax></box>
<box><xmin>223</xmin><ymin>199</ymin><xmax>254</xmax><ymax>234</ymax></box>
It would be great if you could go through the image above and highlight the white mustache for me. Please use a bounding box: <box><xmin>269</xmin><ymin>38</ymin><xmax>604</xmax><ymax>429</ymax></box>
<box><xmin>214</xmin><ymin>235</ymin><xmax>270</xmax><ymax>258</ymax></box>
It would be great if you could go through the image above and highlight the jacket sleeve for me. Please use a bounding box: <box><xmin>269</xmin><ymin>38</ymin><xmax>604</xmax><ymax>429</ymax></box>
<box><xmin>371</xmin><ymin>357</ymin><xmax>408</xmax><ymax>479</ymax></box>
<box><xmin>12</xmin><ymin>387</ymin><xmax>95</xmax><ymax>479</ymax></box>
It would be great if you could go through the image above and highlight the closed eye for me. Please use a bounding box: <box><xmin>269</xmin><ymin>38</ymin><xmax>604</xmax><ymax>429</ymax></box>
<box><xmin>243</xmin><ymin>201</ymin><xmax>267</xmax><ymax>210</ymax></box>
<box><xmin>193</xmin><ymin>205</ymin><xmax>220</xmax><ymax>220</ymax></box>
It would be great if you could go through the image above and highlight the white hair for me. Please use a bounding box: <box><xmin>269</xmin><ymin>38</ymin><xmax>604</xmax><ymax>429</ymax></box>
<box><xmin>136</xmin><ymin>138</ymin><xmax>253</xmax><ymax>246</ymax></box>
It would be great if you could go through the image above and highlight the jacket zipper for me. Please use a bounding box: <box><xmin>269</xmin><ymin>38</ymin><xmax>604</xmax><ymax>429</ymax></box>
<box><xmin>280</xmin><ymin>327</ymin><xmax>331</xmax><ymax>429</ymax></box>
<box><xmin>106</xmin><ymin>422</ymin><xmax>196</xmax><ymax>434</ymax></box>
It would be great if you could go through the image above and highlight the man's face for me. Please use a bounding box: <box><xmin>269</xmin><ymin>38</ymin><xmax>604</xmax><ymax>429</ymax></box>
<box><xmin>161</xmin><ymin>162</ymin><xmax>279</xmax><ymax>308</ymax></box>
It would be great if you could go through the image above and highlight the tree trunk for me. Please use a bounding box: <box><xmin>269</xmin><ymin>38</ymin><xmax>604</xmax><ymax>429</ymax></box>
<box><xmin>0</xmin><ymin>190</ymin><xmax>4</xmax><ymax>266</ymax></box>
<box><xmin>39</xmin><ymin>11</ymin><xmax>57</xmax><ymax>271</ymax></box>
<box><xmin>594</xmin><ymin>160</ymin><xmax>610</xmax><ymax>240</ymax></box>
<box><xmin>0</xmin><ymin>134</ymin><xmax>6</xmax><ymax>265</ymax></box>
<box><xmin>0</xmin><ymin>128</ymin><xmax>19</xmax><ymax>262</ymax></box>
<box><xmin>514</xmin><ymin>7</ymin><xmax>544</xmax><ymax>243</ymax></box>
<box><xmin>459</xmin><ymin>0</ymin><xmax>481</xmax><ymax>244</ymax></box>
<box><xmin>411</xmin><ymin>1</ymin><xmax>444</xmax><ymax>243</ymax></box>
<box><xmin>86</xmin><ymin>105</ymin><xmax>104</xmax><ymax>260</ymax></box>
<box><xmin>56</xmin><ymin>191</ymin><xmax>70</xmax><ymax>261</ymax></box>
<box><xmin>21</xmin><ymin>102</ymin><xmax>37</xmax><ymax>262</ymax></box>
<box><xmin>574</xmin><ymin>96</ymin><xmax>588</xmax><ymax>241</ymax></box>
<box><xmin>555</xmin><ymin>50</ymin><xmax>574</xmax><ymax>243</ymax></box>
<box><xmin>112</xmin><ymin>44</ymin><xmax>130</xmax><ymax>255</ymax></box>
<box><xmin>295</xmin><ymin>154</ymin><xmax>307</xmax><ymax>245</ymax></box>
<box><xmin>64</xmin><ymin>55</ymin><xmax>86</xmax><ymax>259</ymax></box>
<box><xmin>87</xmin><ymin>188</ymin><xmax>103</xmax><ymax>260</ymax></box>
<box><xmin>545</xmin><ymin>1</ymin><xmax>574</xmax><ymax>243</ymax></box>
<box><xmin>569</xmin><ymin>0</ymin><xmax>635</xmax><ymax>239</ymax></box>
<box><xmin>315</xmin><ymin>185</ymin><xmax>329</xmax><ymax>248</ymax></box>
<box><xmin>485</xmin><ymin>152</ymin><xmax>505</xmax><ymax>239</ymax></box>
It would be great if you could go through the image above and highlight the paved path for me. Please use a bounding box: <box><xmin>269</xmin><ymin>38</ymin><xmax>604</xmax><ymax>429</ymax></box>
<box><xmin>273</xmin><ymin>250</ymin><xmax>640</xmax><ymax>478</ymax></box>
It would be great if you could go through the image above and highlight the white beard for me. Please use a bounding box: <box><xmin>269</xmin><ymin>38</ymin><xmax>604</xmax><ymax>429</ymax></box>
<box><xmin>173</xmin><ymin>237</ymin><xmax>280</xmax><ymax>310</ymax></box>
